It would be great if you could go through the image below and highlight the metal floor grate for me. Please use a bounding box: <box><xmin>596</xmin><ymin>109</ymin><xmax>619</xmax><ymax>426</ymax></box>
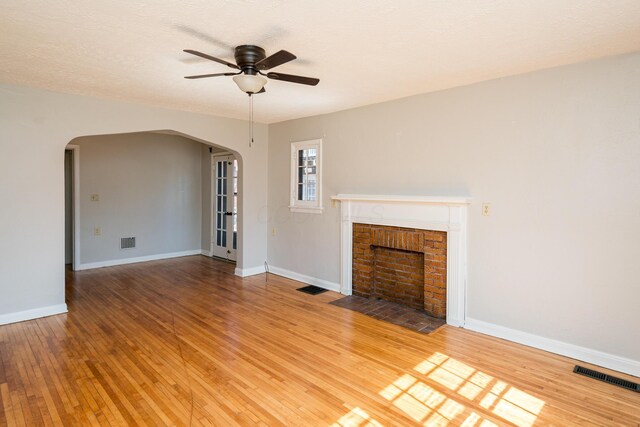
<box><xmin>296</xmin><ymin>285</ymin><xmax>328</xmax><ymax>295</ymax></box>
<box><xmin>573</xmin><ymin>365</ymin><xmax>639</xmax><ymax>393</ymax></box>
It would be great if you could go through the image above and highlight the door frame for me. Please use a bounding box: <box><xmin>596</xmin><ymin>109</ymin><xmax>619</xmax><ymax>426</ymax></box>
<box><xmin>66</xmin><ymin>144</ymin><xmax>81</xmax><ymax>271</ymax></box>
<box><xmin>210</xmin><ymin>152</ymin><xmax>237</xmax><ymax>261</ymax></box>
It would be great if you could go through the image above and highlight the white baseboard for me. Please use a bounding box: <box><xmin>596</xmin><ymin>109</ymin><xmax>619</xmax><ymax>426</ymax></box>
<box><xmin>268</xmin><ymin>266</ymin><xmax>341</xmax><ymax>293</ymax></box>
<box><xmin>0</xmin><ymin>304</ymin><xmax>68</xmax><ymax>326</ymax></box>
<box><xmin>464</xmin><ymin>317</ymin><xmax>640</xmax><ymax>378</ymax></box>
<box><xmin>77</xmin><ymin>250</ymin><xmax>202</xmax><ymax>270</ymax></box>
<box><xmin>201</xmin><ymin>249</ymin><xmax>213</xmax><ymax>257</ymax></box>
<box><xmin>234</xmin><ymin>265</ymin><xmax>265</xmax><ymax>277</ymax></box>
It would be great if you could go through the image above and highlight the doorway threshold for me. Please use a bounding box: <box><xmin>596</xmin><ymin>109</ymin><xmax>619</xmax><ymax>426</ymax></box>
<box><xmin>210</xmin><ymin>255</ymin><xmax>236</xmax><ymax>265</ymax></box>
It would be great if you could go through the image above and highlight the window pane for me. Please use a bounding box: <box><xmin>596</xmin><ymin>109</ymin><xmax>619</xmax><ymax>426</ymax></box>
<box><xmin>233</xmin><ymin>196</ymin><xmax>237</xmax><ymax>232</ymax></box>
<box><xmin>292</xmin><ymin>142</ymin><xmax>320</xmax><ymax>207</ymax></box>
<box><xmin>233</xmin><ymin>164</ymin><xmax>238</xmax><ymax>193</ymax></box>
<box><xmin>216</xmin><ymin>229</ymin><xmax>221</xmax><ymax>246</ymax></box>
<box><xmin>222</xmin><ymin>230</ymin><xmax>226</xmax><ymax>247</ymax></box>
<box><xmin>233</xmin><ymin>231</ymin><xmax>237</xmax><ymax>250</ymax></box>
<box><xmin>308</xmin><ymin>181</ymin><xmax>316</xmax><ymax>201</ymax></box>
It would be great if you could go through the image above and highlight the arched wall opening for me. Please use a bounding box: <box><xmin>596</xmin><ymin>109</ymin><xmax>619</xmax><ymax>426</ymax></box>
<box><xmin>64</xmin><ymin>130</ymin><xmax>246</xmax><ymax>273</ymax></box>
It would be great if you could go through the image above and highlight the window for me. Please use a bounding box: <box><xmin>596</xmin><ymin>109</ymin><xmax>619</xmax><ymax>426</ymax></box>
<box><xmin>290</xmin><ymin>138</ymin><xmax>322</xmax><ymax>213</ymax></box>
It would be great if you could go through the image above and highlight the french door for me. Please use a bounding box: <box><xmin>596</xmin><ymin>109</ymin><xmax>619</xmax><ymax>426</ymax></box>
<box><xmin>212</xmin><ymin>154</ymin><xmax>238</xmax><ymax>261</ymax></box>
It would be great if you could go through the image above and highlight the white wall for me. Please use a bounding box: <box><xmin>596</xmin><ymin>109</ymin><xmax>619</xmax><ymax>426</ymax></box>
<box><xmin>0</xmin><ymin>83</ymin><xmax>268</xmax><ymax>321</ymax></box>
<box><xmin>268</xmin><ymin>53</ymin><xmax>640</xmax><ymax>364</ymax></box>
<box><xmin>73</xmin><ymin>132</ymin><xmax>203</xmax><ymax>265</ymax></box>
<box><xmin>64</xmin><ymin>150</ymin><xmax>73</xmax><ymax>264</ymax></box>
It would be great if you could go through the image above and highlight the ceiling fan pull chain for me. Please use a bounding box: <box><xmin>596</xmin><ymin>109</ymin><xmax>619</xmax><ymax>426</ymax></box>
<box><xmin>249</xmin><ymin>93</ymin><xmax>254</xmax><ymax>148</ymax></box>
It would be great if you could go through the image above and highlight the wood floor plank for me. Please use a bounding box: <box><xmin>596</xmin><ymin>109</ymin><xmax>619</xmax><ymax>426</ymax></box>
<box><xmin>0</xmin><ymin>255</ymin><xmax>638</xmax><ymax>426</ymax></box>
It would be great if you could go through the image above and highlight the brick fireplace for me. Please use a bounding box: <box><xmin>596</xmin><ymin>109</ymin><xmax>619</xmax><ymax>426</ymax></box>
<box><xmin>332</xmin><ymin>194</ymin><xmax>470</xmax><ymax>327</ymax></box>
<box><xmin>352</xmin><ymin>224</ymin><xmax>447</xmax><ymax>318</ymax></box>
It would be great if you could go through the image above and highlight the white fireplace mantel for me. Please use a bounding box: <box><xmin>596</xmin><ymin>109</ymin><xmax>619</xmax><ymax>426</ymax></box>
<box><xmin>332</xmin><ymin>194</ymin><xmax>471</xmax><ymax>327</ymax></box>
<box><xmin>331</xmin><ymin>194</ymin><xmax>473</xmax><ymax>205</ymax></box>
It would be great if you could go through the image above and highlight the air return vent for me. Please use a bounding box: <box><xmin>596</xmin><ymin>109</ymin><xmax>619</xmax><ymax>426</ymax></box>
<box><xmin>120</xmin><ymin>237</ymin><xmax>136</xmax><ymax>249</ymax></box>
<box><xmin>573</xmin><ymin>365</ymin><xmax>639</xmax><ymax>392</ymax></box>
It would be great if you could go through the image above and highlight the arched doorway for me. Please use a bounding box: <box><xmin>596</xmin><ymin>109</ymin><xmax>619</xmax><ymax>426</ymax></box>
<box><xmin>64</xmin><ymin>130</ymin><xmax>243</xmax><ymax>272</ymax></box>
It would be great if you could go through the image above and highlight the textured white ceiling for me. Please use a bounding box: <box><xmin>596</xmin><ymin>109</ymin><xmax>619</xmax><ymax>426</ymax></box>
<box><xmin>2</xmin><ymin>0</ymin><xmax>640</xmax><ymax>123</ymax></box>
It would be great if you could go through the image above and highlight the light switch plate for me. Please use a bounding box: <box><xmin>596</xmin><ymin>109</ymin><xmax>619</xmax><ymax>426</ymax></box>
<box><xmin>90</xmin><ymin>194</ymin><xmax>99</xmax><ymax>202</ymax></box>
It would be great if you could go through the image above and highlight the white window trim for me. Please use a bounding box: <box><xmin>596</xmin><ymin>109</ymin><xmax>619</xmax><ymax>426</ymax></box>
<box><xmin>290</xmin><ymin>138</ymin><xmax>323</xmax><ymax>213</ymax></box>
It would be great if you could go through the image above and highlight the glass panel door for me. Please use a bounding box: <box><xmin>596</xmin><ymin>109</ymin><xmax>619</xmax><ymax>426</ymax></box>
<box><xmin>212</xmin><ymin>154</ymin><xmax>237</xmax><ymax>261</ymax></box>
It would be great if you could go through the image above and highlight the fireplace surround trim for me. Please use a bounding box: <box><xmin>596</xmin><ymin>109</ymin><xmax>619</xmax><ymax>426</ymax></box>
<box><xmin>332</xmin><ymin>194</ymin><xmax>471</xmax><ymax>327</ymax></box>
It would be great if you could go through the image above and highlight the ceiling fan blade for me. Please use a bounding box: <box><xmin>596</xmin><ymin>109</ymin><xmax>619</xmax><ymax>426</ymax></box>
<box><xmin>184</xmin><ymin>72</ymin><xmax>238</xmax><ymax>79</ymax></box>
<box><xmin>266</xmin><ymin>72</ymin><xmax>319</xmax><ymax>86</ymax></box>
<box><xmin>255</xmin><ymin>50</ymin><xmax>296</xmax><ymax>70</ymax></box>
<box><xmin>183</xmin><ymin>49</ymin><xmax>239</xmax><ymax>69</ymax></box>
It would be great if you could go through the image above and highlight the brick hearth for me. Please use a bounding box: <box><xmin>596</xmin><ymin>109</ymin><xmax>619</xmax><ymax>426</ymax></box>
<box><xmin>352</xmin><ymin>223</ymin><xmax>447</xmax><ymax>318</ymax></box>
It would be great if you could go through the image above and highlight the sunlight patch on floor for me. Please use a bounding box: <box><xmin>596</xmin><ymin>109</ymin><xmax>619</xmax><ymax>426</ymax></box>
<box><xmin>332</xmin><ymin>406</ymin><xmax>383</xmax><ymax>427</ymax></box>
<box><xmin>335</xmin><ymin>351</ymin><xmax>546</xmax><ymax>426</ymax></box>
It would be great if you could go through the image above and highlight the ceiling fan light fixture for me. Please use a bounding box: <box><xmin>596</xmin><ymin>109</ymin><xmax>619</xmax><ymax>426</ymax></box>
<box><xmin>233</xmin><ymin>74</ymin><xmax>267</xmax><ymax>94</ymax></box>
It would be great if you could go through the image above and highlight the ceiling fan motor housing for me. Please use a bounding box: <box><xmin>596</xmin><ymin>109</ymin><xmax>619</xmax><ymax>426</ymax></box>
<box><xmin>234</xmin><ymin>45</ymin><xmax>266</xmax><ymax>75</ymax></box>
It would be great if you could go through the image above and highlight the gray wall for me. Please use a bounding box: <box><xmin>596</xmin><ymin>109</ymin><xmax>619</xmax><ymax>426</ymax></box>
<box><xmin>74</xmin><ymin>133</ymin><xmax>203</xmax><ymax>264</ymax></box>
<box><xmin>268</xmin><ymin>52</ymin><xmax>640</xmax><ymax>362</ymax></box>
<box><xmin>201</xmin><ymin>144</ymin><xmax>212</xmax><ymax>252</ymax></box>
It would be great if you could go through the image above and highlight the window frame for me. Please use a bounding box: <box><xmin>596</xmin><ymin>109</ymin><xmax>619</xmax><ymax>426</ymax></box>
<box><xmin>290</xmin><ymin>138</ymin><xmax>323</xmax><ymax>213</ymax></box>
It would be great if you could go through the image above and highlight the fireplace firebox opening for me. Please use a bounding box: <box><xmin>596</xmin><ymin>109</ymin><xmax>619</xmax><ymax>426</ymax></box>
<box><xmin>352</xmin><ymin>223</ymin><xmax>447</xmax><ymax>319</ymax></box>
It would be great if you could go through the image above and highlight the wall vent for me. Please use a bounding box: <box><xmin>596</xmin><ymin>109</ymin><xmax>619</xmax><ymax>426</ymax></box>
<box><xmin>120</xmin><ymin>237</ymin><xmax>136</xmax><ymax>249</ymax></box>
<box><xmin>573</xmin><ymin>365</ymin><xmax>639</xmax><ymax>392</ymax></box>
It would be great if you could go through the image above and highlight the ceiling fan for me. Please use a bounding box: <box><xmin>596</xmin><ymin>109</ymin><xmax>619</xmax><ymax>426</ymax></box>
<box><xmin>183</xmin><ymin>45</ymin><xmax>319</xmax><ymax>94</ymax></box>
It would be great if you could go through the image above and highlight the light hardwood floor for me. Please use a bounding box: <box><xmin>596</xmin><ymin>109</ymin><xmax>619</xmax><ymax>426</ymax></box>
<box><xmin>0</xmin><ymin>256</ymin><xmax>638</xmax><ymax>426</ymax></box>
